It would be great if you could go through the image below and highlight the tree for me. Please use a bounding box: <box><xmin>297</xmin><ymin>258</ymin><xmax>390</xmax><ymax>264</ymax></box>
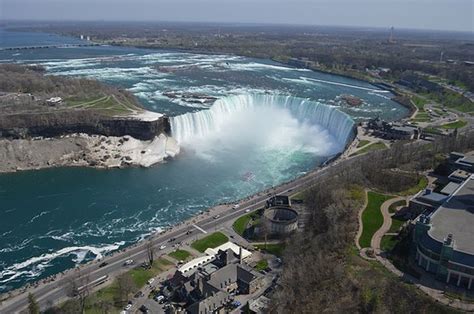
<box><xmin>146</xmin><ymin>240</ymin><xmax>154</xmax><ymax>266</ymax></box>
<box><xmin>115</xmin><ymin>273</ymin><xmax>137</xmax><ymax>306</ymax></box>
<box><xmin>28</xmin><ymin>293</ymin><xmax>40</xmax><ymax>314</ymax></box>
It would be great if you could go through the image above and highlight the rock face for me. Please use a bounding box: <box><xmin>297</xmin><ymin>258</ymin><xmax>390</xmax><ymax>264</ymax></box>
<box><xmin>0</xmin><ymin>110</ymin><xmax>171</xmax><ymax>141</ymax></box>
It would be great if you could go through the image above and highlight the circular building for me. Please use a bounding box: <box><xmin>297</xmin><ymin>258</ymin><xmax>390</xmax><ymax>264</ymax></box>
<box><xmin>262</xmin><ymin>206</ymin><xmax>298</xmax><ymax>235</ymax></box>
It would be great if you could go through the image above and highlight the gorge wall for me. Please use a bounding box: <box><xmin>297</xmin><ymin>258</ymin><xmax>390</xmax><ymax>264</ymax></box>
<box><xmin>0</xmin><ymin>110</ymin><xmax>171</xmax><ymax>140</ymax></box>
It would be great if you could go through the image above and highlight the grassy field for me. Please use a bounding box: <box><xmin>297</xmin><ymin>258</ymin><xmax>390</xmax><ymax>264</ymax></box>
<box><xmin>233</xmin><ymin>212</ymin><xmax>260</xmax><ymax>236</ymax></box>
<box><xmin>388</xmin><ymin>200</ymin><xmax>406</xmax><ymax>214</ymax></box>
<box><xmin>351</xmin><ymin>142</ymin><xmax>387</xmax><ymax>157</ymax></box>
<box><xmin>359</xmin><ymin>192</ymin><xmax>392</xmax><ymax>248</ymax></box>
<box><xmin>191</xmin><ymin>232</ymin><xmax>229</xmax><ymax>252</ymax></box>
<box><xmin>411</xmin><ymin>96</ymin><xmax>428</xmax><ymax>109</ymax></box>
<box><xmin>65</xmin><ymin>94</ymin><xmax>142</xmax><ymax>116</ymax></box>
<box><xmin>357</xmin><ymin>140</ymin><xmax>371</xmax><ymax>148</ymax></box>
<box><xmin>129</xmin><ymin>258</ymin><xmax>173</xmax><ymax>288</ymax></box>
<box><xmin>255</xmin><ymin>259</ymin><xmax>269</xmax><ymax>271</ymax></box>
<box><xmin>388</xmin><ymin>217</ymin><xmax>406</xmax><ymax>233</ymax></box>
<box><xmin>440</xmin><ymin>119</ymin><xmax>467</xmax><ymax>129</ymax></box>
<box><xmin>255</xmin><ymin>243</ymin><xmax>286</xmax><ymax>257</ymax></box>
<box><xmin>79</xmin><ymin>258</ymin><xmax>173</xmax><ymax>313</ymax></box>
<box><xmin>168</xmin><ymin>249</ymin><xmax>192</xmax><ymax>261</ymax></box>
<box><xmin>380</xmin><ymin>235</ymin><xmax>398</xmax><ymax>252</ymax></box>
<box><xmin>398</xmin><ymin>176</ymin><xmax>428</xmax><ymax>196</ymax></box>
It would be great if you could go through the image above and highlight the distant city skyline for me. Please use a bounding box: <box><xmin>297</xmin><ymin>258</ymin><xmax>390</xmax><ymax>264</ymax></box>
<box><xmin>1</xmin><ymin>0</ymin><xmax>473</xmax><ymax>32</ymax></box>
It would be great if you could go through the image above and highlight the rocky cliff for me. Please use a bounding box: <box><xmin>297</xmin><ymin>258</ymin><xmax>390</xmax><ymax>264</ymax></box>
<box><xmin>0</xmin><ymin>110</ymin><xmax>171</xmax><ymax>140</ymax></box>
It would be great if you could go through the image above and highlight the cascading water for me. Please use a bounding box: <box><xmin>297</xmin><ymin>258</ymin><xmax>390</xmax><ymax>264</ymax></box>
<box><xmin>171</xmin><ymin>93</ymin><xmax>355</xmax><ymax>148</ymax></box>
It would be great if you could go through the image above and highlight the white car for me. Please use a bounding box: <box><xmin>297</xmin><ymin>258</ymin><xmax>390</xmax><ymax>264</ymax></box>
<box><xmin>147</xmin><ymin>278</ymin><xmax>155</xmax><ymax>285</ymax></box>
<box><xmin>245</xmin><ymin>209</ymin><xmax>251</xmax><ymax>213</ymax></box>
<box><xmin>232</xmin><ymin>204</ymin><xmax>240</xmax><ymax>209</ymax></box>
<box><xmin>123</xmin><ymin>259</ymin><xmax>134</xmax><ymax>266</ymax></box>
<box><xmin>124</xmin><ymin>304</ymin><xmax>132</xmax><ymax>311</ymax></box>
<box><xmin>213</xmin><ymin>215</ymin><xmax>220</xmax><ymax>219</ymax></box>
<box><xmin>159</xmin><ymin>245</ymin><xmax>166</xmax><ymax>250</ymax></box>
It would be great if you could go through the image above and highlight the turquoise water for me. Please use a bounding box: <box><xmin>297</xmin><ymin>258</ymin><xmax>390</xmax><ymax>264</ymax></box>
<box><xmin>0</xmin><ymin>29</ymin><xmax>409</xmax><ymax>292</ymax></box>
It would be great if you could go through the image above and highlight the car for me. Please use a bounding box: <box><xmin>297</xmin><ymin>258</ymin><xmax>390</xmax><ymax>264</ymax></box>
<box><xmin>147</xmin><ymin>278</ymin><xmax>155</xmax><ymax>285</ymax></box>
<box><xmin>154</xmin><ymin>295</ymin><xmax>165</xmax><ymax>302</ymax></box>
<box><xmin>159</xmin><ymin>245</ymin><xmax>166</xmax><ymax>250</ymax></box>
<box><xmin>134</xmin><ymin>291</ymin><xmax>144</xmax><ymax>298</ymax></box>
<box><xmin>168</xmin><ymin>237</ymin><xmax>176</xmax><ymax>242</ymax></box>
<box><xmin>213</xmin><ymin>214</ymin><xmax>220</xmax><ymax>219</ymax></box>
<box><xmin>186</xmin><ymin>230</ymin><xmax>192</xmax><ymax>235</ymax></box>
<box><xmin>123</xmin><ymin>259</ymin><xmax>134</xmax><ymax>266</ymax></box>
<box><xmin>232</xmin><ymin>204</ymin><xmax>240</xmax><ymax>209</ymax></box>
<box><xmin>139</xmin><ymin>305</ymin><xmax>149</xmax><ymax>313</ymax></box>
<box><xmin>124</xmin><ymin>304</ymin><xmax>132</xmax><ymax>311</ymax></box>
<box><xmin>98</xmin><ymin>262</ymin><xmax>108</xmax><ymax>268</ymax></box>
<box><xmin>245</xmin><ymin>209</ymin><xmax>251</xmax><ymax>213</ymax></box>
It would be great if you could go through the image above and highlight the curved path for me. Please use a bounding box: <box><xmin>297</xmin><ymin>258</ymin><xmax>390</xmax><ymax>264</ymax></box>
<box><xmin>371</xmin><ymin>196</ymin><xmax>405</xmax><ymax>253</ymax></box>
<box><xmin>355</xmin><ymin>189</ymin><xmax>368</xmax><ymax>250</ymax></box>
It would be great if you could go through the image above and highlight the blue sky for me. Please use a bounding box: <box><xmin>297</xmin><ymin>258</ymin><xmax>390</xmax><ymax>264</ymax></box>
<box><xmin>1</xmin><ymin>0</ymin><xmax>473</xmax><ymax>32</ymax></box>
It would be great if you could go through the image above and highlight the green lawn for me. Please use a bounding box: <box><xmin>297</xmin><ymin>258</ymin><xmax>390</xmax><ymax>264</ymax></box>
<box><xmin>412</xmin><ymin>96</ymin><xmax>428</xmax><ymax>109</ymax></box>
<box><xmin>357</xmin><ymin>140</ymin><xmax>371</xmax><ymax>148</ymax></box>
<box><xmin>398</xmin><ymin>176</ymin><xmax>428</xmax><ymax>196</ymax></box>
<box><xmin>351</xmin><ymin>142</ymin><xmax>387</xmax><ymax>157</ymax></box>
<box><xmin>381</xmin><ymin>235</ymin><xmax>398</xmax><ymax>252</ymax></box>
<box><xmin>388</xmin><ymin>217</ymin><xmax>406</xmax><ymax>233</ymax></box>
<box><xmin>168</xmin><ymin>249</ymin><xmax>191</xmax><ymax>261</ymax></box>
<box><xmin>129</xmin><ymin>258</ymin><xmax>173</xmax><ymax>288</ymax></box>
<box><xmin>440</xmin><ymin>120</ymin><xmax>467</xmax><ymax>129</ymax></box>
<box><xmin>255</xmin><ymin>259</ymin><xmax>269</xmax><ymax>271</ymax></box>
<box><xmin>254</xmin><ymin>243</ymin><xmax>286</xmax><ymax>257</ymax></box>
<box><xmin>80</xmin><ymin>258</ymin><xmax>173</xmax><ymax>313</ymax></box>
<box><xmin>233</xmin><ymin>212</ymin><xmax>261</xmax><ymax>236</ymax></box>
<box><xmin>191</xmin><ymin>232</ymin><xmax>229</xmax><ymax>252</ymax></box>
<box><xmin>388</xmin><ymin>200</ymin><xmax>406</xmax><ymax>214</ymax></box>
<box><xmin>359</xmin><ymin>191</ymin><xmax>392</xmax><ymax>248</ymax></box>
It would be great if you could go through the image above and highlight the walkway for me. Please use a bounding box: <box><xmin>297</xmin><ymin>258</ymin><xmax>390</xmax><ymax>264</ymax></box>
<box><xmin>371</xmin><ymin>196</ymin><xmax>406</xmax><ymax>253</ymax></box>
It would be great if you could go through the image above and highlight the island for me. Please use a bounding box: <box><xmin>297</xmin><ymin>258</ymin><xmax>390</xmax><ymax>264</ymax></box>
<box><xmin>0</xmin><ymin>64</ymin><xmax>179</xmax><ymax>172</ymax></box>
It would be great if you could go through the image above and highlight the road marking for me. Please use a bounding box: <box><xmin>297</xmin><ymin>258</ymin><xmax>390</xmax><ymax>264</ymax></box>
<box><xmin>192</xmin><ymin>224</ymin><xmax>207</xmax><ymax>234</ymax></box>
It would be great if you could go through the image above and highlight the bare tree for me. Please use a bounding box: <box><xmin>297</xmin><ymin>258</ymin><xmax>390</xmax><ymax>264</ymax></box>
<box><xmin>146</xmin><ymin>239</ymin><xmax>154</xmax><ymax>266</ymax></box>
<box><xmin>115</xmin><ymin>273</ymin><xmax>137</xmax><ymax>306</ymax></box>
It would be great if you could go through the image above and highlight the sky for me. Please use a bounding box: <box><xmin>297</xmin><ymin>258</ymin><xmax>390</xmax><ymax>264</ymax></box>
<box><xmin>1</xmin><ymin>0</ymin><xmax>473</xmax><ymax>32</ymax></box>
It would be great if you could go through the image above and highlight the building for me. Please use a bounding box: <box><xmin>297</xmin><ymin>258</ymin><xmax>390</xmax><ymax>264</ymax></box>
<box><xmin>165</xmin><ymin>244</ymin><xmax>264</xmax><ymax>314</ymax></box>
<box><xmin>413</xmin><ymin>175</ymin><xmax>474</xmax><ymax>290</ymax></box>
<box><xmin>366</xmin><ymin>118</ymin><xmax>419</xmax><ymax>140</ymax></box>
<box><xmin>409</xmin><ymin>189</ymin><xmax>447</xmax><ymax>215</ymax></box>
<box><xmin>262</xmin><ymin>206</ymin><xmax>298</xmax><ymax>235</ymax></box>
<box><xmin>266</xmin><ymin>195</ymin><xmax>291</xmax><ymax>208</ymax></box>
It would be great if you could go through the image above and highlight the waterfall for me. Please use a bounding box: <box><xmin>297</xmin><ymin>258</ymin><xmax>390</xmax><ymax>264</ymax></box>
<box><xmin>171</xmin><ymin>94</ymin><xmax>355</xmax><ymax>147</ymax></box>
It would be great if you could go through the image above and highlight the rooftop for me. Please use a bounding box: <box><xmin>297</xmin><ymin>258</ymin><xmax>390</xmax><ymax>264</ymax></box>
<box><xmin>429</xmin><ymin>175</ymin><xmax>474</xmax><ymax>255</ymax></box>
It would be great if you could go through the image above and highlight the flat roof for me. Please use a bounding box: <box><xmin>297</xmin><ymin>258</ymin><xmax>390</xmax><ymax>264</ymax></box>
<box><xmin>429</xmin><ymin>175</ymin><xmax>474</xmax><ymax>256</ymax></box>
<box><xmin>440</xmin><ymin>182</ymin><xmax>460</xmax><ymax>195</ymax></box>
